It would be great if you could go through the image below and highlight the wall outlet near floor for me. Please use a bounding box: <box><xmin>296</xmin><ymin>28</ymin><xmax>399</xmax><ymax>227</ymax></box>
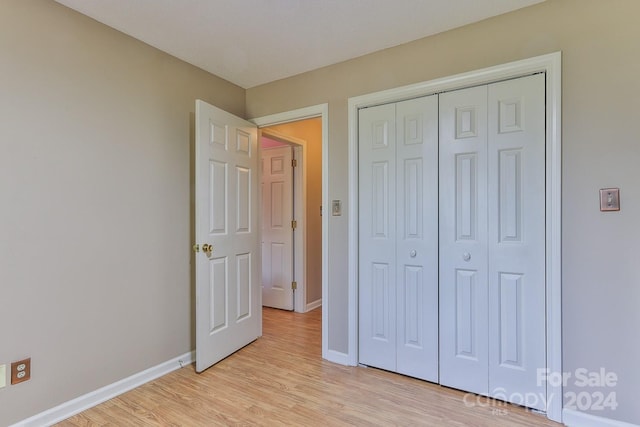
<box><xmin>11</xmin><ymin>358</ymin><xmax>31</xmax><ymax>385</ymax></box>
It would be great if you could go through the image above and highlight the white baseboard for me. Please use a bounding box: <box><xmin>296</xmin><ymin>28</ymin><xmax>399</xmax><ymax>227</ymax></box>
<box><xmin>563</xmin><ymin>409</ymin><xmax>640</xmax><ymax>427</ymax></box>
<box><xmin>325</xmin><ymin>349</ymin><xmax>350</xmax><ymax>366</ymax></box>
<box><xmin>305</xmin><ymin>298</ymin><xmax>322</xmax><ymax>312</ymax></box>
<box><xmin>11</xmin><ymin>351</ymin><xmax>195</xmax><ymax>427</ymax></box>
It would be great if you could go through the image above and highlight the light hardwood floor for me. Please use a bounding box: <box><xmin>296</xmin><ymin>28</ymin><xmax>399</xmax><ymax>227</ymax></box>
<box><xmin>58</xmin><ymin>308</ymin><xmax>560</xmax><ymax>426</ymax></box>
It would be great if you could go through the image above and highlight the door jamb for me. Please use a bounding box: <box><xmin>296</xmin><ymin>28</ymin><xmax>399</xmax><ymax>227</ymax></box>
<box><xmin>347</xmin><ymin>52</ymin><xmax>562</xmax><ymax>423</ymax></box>
<box><xmin>251</xmin><ymin>104</ymin><xmax>329</xmax><ymax>358</ymax></box>
<box><xmin>260</xmin><ymin>129</ymin><xmax>307</xmax><ymax>313</ymax></box>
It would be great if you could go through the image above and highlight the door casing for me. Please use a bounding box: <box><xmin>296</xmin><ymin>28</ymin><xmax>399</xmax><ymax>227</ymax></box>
<box><xmin>347</xmin><ymin>52</ymin><xmax>562</xmax><ymax>423</ymax></box>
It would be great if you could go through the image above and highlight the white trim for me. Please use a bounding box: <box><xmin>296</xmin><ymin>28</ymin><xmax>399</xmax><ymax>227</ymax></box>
<box><xmin>347</xmin><ymin>52</ymin><xmax>562</xmax><ymax>423</ymax></box>
<box><xmin>293</xmin><ymin>145</ymin><xmax>305</xmax><ymax>313</ymax></box>
<box><xmin>11</xmin><ymin>352</ymin><xmax>194</xmax><ymax>427</ymax></box>
<box><xmin>253</xmin><ymin>104</ymin><xmax>327</xmax><ymax>127</ymax></box>
<box><xmin>325</xmin><ymin>349</ymin><xmax>350</xmax><ymax>366</ymax></box>
<box><xmin>347</xmin><ymin>96</ymin><xmax>359</xmax><ymax>367</ymax></box>
<box><xmin>563</xmin><ymin>409</ymin><xmax>640</xmax><ymax>427</ymax></box>
<box><xmin>251</xmin><ymin>104</ymin><xmax>329</xmax><ymax>359</ymax></box>
<box><xmin>260</xmin><ymin>129</ymin><xmax>307</xmax><ymax>147</ymax></box>
<box><xmin>306</xmin><ymin>298</ymin><xmax>322</xmax><ymax>312</ymax></box>
<box><xmin>545</xmin><ymin>51</ymin><xmax>563</xmax><ymax>424</ymax></box>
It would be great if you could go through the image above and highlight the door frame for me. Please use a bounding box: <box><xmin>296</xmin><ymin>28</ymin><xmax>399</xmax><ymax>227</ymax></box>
<box><xmin>251</xmin><ymin>104</ymin><xmax>329</xmax><ymax>357</ymax></box>
<box><xmin>347</xmin><ymin>52</ymin><xmax>562</xmax><ymax>422</ymax></box>
<box><xmin>260</xmin><ymin>129</ymin><xmax>307</xmax><ymax>313</ymax></box>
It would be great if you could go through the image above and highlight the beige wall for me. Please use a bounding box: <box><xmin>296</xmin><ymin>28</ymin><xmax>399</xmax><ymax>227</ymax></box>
<box><xmin>0</xmin><ymin>1</ymin><xmax>244</xmax><ymax>425</ymax></box>
<box><xmin>264</xmin><ymin>119</ymin><xmax>323</xmax><ymax>306</ymax></box>
<box><xmin>3</xmin><ymin>0</ymin><xmax>640</xmax><ymax>425</ymax></box>
<box><xmin>247</xmin><ymin>0</ymin><xmax>640</xmax><ymax>424</ymax></box>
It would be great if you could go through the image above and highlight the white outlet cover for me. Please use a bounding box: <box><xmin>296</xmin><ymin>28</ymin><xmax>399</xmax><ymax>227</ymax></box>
<box><xmin>0</xmin><ymin>364</ymin><xmax>6</xmax><ymax>389</ymax></box>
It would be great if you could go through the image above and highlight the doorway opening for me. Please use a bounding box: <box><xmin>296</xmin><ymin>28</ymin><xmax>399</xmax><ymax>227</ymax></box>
<box><xmin>252</xmin><ymin>103</ymin><xmax>329</xmax><ymax>360</ymax></box>
<box><xmin>259</xmin><ymin>121</ymin><xmax>322</xmax><ymax>313</ymax></box>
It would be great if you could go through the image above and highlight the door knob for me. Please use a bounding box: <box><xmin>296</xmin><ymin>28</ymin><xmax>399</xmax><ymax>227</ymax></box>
<box><xmin>410</xmin><ymin>250</ymin><xmax>417</xmax><ymax>258</ymax></box>
<box><xmin>202</xmin><ymin>244</ymin><xmax>213</xmax><ymax>257</ymax></box>
<box><xmin>462</xmin><ymin>252</ymin><xmax>471</xmax><ymax>262</ymax></box>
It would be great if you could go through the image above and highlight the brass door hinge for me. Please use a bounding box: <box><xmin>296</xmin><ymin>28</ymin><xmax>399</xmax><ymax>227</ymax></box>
<box><xmin>292</xmin><ymin>281</ymin><xmax>298</xmax><ymax>290</ymax></box>
<box><xmin>292</xmin><ymin>159</ymin><xmax>297</xmax><ymax>167</ymax></box>
<box><xmin>291</xmin><ymin>220</ymin><xmax>297</xmax><ymax>229</ymax></box>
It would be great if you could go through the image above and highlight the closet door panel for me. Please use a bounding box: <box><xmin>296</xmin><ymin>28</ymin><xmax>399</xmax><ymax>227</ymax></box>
<box><xmin>439</xmin><ymin>85</ymin><xmax>489</xmax><ymax>395</ymax></box>
<box><xmin>396</xmin><ymin>95</ymin><xmax>439</xmax><ymax>382</ymax></box>
<box><xmin>487</xmin><ymin>74</ymin><xmax>546</xmax><ymax>410</ymax></box>
<box><xmin>358</xmin><ymin>103</ymin><xmax>397</xmax><ymax>371</ymax></box>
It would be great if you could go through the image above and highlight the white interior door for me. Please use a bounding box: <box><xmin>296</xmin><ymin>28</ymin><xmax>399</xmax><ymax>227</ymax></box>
<box><xmin>195</xmin><ymin>100</ymin><xmax>260</xmax><ymax>373</ymax></box>
<box><xmin>358</xmin><ymin>95</ymin><xmax>439</xmax><ymax>382</ymax></box>
<box><xmin>487</xmin><ymin>74</ymin><xmax>546</xmax><ymax>410</ymax></box>
<box><xmin>261</xmin><ymin>146</ymin><xmax>294</xmax><ymax>310</ymax></box>
<box><xmin>395</xmin><ymin>96</ymin><xmax>439</xmax><ymax>381</ymax></box>
<box><xmin>439</xmin><ymin>85</ymin><xmax>490</xmax><ymax>394</ymax></box>
<box><xmin>439</xmin><ymin>74</ymin><xmax>546</xmax><ymax>410</ymax></box>
<box><xmin>358</xmin><ymin>102</ymin><xmax>397</xmax><ymax>372</ymax></box>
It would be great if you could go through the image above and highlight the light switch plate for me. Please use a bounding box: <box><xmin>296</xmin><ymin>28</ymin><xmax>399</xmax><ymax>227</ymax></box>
<box><xmin>600</xmin><ymin>188</ymin><xmax>620</xmax><ymax>211</ymax></box>
<box><xmin>0</xmin><ymin>364</ymin><xmax>6</xmax><ymax>389</ymax></box>
<box><xmin>332</xmin><ymin>200</ymin><xmax>342</xmax><ymax>216</ymax></box>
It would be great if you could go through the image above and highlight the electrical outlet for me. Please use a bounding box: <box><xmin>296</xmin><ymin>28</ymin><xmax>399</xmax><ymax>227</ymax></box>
<box><xmin>11</xmin><ymin>358</ymin><xmax>30</xmax><ymax>385</ymax></box>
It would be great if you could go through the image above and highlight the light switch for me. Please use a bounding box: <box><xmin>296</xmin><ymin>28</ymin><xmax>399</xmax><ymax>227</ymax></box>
<box><xmin>0</xmin><ymin>364</ymin><xmax>6</xmax><ymax>389</ymax></box>
<box><xmin>332</xmin><ymin>200</ymin><xmax>342</xmax><ymax>216</ymax></box>
<box><xmin>600</xmin><ymin>188</ymin><xmax>620</xmax><ymax>211</ymax></box>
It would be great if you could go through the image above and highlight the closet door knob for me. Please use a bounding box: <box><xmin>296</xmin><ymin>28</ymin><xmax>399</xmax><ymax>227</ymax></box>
<box><xmin>410</xmin><ymin>250</ymin><xmax>417</xmax><ymax>258</ymax></box>
<box><xmin>462</xmin><ymin>252</ymin><xmax>471</xmax><ymax>262</ymax></box>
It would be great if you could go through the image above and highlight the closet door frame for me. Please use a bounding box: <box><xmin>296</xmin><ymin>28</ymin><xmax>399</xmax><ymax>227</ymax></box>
<box><xmin>347</xmin><ymin>52</ymin><xmax>562</xmax><ymax>423</ymax></box>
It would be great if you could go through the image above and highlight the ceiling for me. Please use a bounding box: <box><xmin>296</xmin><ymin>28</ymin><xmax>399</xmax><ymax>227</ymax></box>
<box><xmin>54</xmin><ymin>0</ymin><xmax>545</xmax><ymax>89</ymax></box>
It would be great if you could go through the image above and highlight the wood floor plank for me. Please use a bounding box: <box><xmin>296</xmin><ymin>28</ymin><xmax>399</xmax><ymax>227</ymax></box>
<box><xmin>57</xmin><ymin>308</ymin><xmax>560</xmax><ymax>426</ymax></box>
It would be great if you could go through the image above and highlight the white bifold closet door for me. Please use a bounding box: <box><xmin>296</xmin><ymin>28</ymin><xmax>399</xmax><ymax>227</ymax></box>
<box><xmin>439</xmin><ymin>74</ymin><xmax>546</xmax><ymax>410</ymax></box>
<box><xmin>358</xmin><ymin>95</ymin><xmax>439</xmax><ymax>382</ymax></box>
